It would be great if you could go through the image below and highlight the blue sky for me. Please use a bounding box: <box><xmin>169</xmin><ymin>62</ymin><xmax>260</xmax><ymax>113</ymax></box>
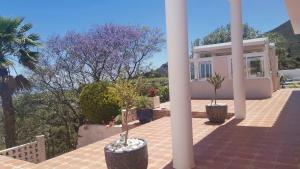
<box><xmin>1</xmin><ymin>0</ymin><xmax>289</xmax><ymax>68</ymax></box>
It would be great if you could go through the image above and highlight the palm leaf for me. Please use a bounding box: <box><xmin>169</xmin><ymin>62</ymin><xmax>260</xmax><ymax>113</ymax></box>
<box><xmin>15</xmin><ymin>75</ymin><xmax>31</xmax><ymax>90</ymax></box>
<box><xmin>0</xmin><ymin>16</ymin><xmax>40</xmax><ymax>72</ymax></box>
<box><xmin>5</xmin><ymin>75</ymin><xmax>17</xmax><ymax>92</ymax></box>
<box><xmin>19</xmin><ymin>23</ymin><xmax>32</xmax><ymax>33</ymax></box>
<box><xmin>28</xmin><ymin>33</ymin><xmax>40</xmax><ymax>41</ymax></box>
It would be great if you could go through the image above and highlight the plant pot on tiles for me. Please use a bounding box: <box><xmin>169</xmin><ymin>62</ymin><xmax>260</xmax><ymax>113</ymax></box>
<box><xmin>205</xmin><ymin>73</ymin><xmax>228</xmax><ymax>124</ymax></box>
<box><xmin>136</xmin><ymin>96</ymin><xmax>153</xmax><ymax>124</ymax></box>
<box><xmin>104</xmin><ymin>80</ymin><xmax>148</xmax><ymax>169</ymax></box>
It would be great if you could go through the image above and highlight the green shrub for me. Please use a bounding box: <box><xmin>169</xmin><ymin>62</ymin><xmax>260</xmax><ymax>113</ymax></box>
<box><xmin>80</xmin><ymin>82</ymin><xmax>121</xmax><ymax>124</ymax></box>
<box><xmin>137</xmin><ymin>77</ymin><xmax>168</xmax><ymax>96</ymax></box>
<box><xmin>158</xmin><ymin>86</ymin><xmax>169</xmax><ymax>103</ymax></box>
<box><xmin>287</xmin><ymin>82</ymin><xmax>300</xmax><ymax>88</ymax></box>
<box><xmin>114</xmin><ymin>114</ymin><xmax>122</xmax><ymax>125</ymax></box>
<box><xmin>135</xmin><ymin>96</ymin><xmax>151</xmax><ymax>109</ymax></box>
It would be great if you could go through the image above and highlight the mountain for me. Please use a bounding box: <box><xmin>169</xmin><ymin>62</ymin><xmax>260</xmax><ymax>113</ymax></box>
<box><xmin>269</xmin><ymin>20</ymin><xmax>300</xmax><ymax>58</ymax></box>
<box><xmin>144</xmin><ymin>63</ymin><xmax>168</xmax><ymax>78</ymax></box>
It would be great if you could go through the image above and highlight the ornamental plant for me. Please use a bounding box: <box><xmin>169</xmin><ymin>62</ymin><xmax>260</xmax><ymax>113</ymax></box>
<box><xmin>135</xmin><ymin>96</ymin><xmax>151</xmax><ymax>109</ymax></box>
<box><xmin>80</xmin><ymin>82</ymin><xmax>121</xmax><ymax>124</ymax></box>
<box><xmin>207</xmin><ymin>72</ymin><xmax>225</xmax><ymax>105</ymax></box>
<box><xmin>147</xmin><ymin>87</ymin><xmax>158</xmax><ymax>97</ymax></box>
<box><xmin>110</xmin><ymin>78</ymin><xmax>142</xmax><ymax>145</ymax></box>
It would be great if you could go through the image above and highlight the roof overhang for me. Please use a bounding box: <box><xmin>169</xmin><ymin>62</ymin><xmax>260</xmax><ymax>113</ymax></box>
<box><xmin>193</xmin><ymin>38</ymin><xmax>268</xmax><ymax>53</ymax></box>
<box><xmin>285</xmin><ymin>0</ymin><xmax>300</xmax><ymax>34</ymax></box>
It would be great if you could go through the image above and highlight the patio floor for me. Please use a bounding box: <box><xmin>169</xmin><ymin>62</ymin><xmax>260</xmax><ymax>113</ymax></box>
<box><xmin>0</xmin><ymin>89</ymin><xmax>300</xmax><ymax>169</ymax></box>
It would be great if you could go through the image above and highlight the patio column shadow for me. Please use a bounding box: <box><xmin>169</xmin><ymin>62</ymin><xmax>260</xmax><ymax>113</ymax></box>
<box><xmin>163</xmin><ymin>90</ymin><xmax>300</xmax><ymax>169</ymax></box>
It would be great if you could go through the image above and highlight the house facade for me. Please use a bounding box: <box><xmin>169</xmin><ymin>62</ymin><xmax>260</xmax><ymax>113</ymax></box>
<box><xmin>190</xmin><ymin>38</ymin><xmax>280</xmax><ymax>99</ymax></box>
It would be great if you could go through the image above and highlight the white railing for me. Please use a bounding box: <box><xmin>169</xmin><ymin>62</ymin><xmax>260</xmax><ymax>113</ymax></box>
<box><xmin>0</xmin><ymin>135</ymin><xmax>46</xmax><ymax>164</ymax></box>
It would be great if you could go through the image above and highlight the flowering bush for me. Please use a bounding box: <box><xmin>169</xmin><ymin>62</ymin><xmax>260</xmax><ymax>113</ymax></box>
<box><xmin>147</xmin><ymin>87</ymin><xmax>158</xmax><ymax>97</ymax></box>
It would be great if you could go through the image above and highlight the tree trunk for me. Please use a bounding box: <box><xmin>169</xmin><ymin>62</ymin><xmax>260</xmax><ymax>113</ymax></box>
<box><xmin>214</xmin><ymin>88</ymin><xmax>217</xmax><ymax>105</ymax></box>
<box><xmin>1</xmin><ymin>89</ymin><xmax>16</xmax><ymax>148</ymax></box>
<box><xmin>124</xmin><ymin>108</ymin><xmax>129</xmax><ymax>146</ymax></box>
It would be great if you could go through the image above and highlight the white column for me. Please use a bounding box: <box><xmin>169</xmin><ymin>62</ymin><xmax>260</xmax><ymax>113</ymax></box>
<box><xmin>194</xmin><ymin>61</ymin><xmax>199</xmax><ymax>80</ymax></box>
<box><xmin>230</xmin><ymin>0</ymin><xmax>246</xmax><ymax>119</ymax></box>
<box><xmin>264</xmin><ymin>41</ymin><xmax>271</xmax><ymax>78</ymax></box>
<box><xmin>193</xmin><ymin>53</ymin><xmax>200</xmax><ymax>80</ymax></box>
<box><xmin>165</xmin><ymin>0</ymin><xmax>195</xmax><ymax>169</ymax></box>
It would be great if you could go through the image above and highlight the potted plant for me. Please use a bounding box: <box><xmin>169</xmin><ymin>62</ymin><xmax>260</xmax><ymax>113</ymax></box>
<box><xmin>136</xmin><ymin>96</ymin><xmax>153</xmax><ymax>124</ymax></box>
<box><xmin>206</xmin><ymin>72</ymin><xmax>227</xmax><ymax>123</ymax></box>
<box><xmin>147</xmin><ymin>87</ymin><xmax>160</xmax><ymax>108</ymax></box>
<box><xmin>104</xmin><ymin>79</ymin><xmax>148</xmax><ymax>169</ymax></box>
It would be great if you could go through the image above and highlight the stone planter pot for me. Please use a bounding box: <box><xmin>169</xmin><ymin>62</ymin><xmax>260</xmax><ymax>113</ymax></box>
<box><xmin>137</xmin><ymin>108</ymin><xmax>153</xmax><ymax>124</ymax></box>
<box><xmin>148</xmin><ymin>96</ymin><xmax>160</xmax><ymax>108</ymax></box>
<box><xmin>206</xmin><ymin>104</ymin><xmax>228</xmax><ymax>123</ymax></box>
<box><xmin>104</xmin><ymin>139</ymin><xmax>148</xmax><ymax>169</ymax></box>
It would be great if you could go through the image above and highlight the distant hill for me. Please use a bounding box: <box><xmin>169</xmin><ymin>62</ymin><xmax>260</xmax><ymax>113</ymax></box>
<box><xmin>144</xmin><ymin>63</ymin><xmax>168</xmax><ymax>78</ymax></box>
<box><xmin>269</xmin><ymin>21</ymin><xmax>300</xmax><ymax>59</ymax></box>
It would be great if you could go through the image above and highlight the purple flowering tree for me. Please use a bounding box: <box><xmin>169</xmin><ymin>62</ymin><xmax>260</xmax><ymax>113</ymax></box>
<box><xmin>43</xmin><ymin>24</ymin><xmax>165</xmax><ymax>82</ymax></box>
<box><xmin>31</xmin><ymin>24</ymin><xmax>164</xmax><ymax>153</ymax></box>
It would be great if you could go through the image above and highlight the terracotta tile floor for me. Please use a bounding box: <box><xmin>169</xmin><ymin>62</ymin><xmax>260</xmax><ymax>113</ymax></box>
<box><xmin>0</xmin><ymin>89</ymin><xmax>300</xmax><ymax>169</ymax></box>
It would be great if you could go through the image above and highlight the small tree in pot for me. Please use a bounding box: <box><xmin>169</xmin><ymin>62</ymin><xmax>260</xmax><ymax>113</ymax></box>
<box><xmin>206</xmin><ymin>72</ymin><xmax>228</xmax><ymax>123</ymax></box>
<box><xmin>104</xmin><ymin>79</ymin><xmax>148</xmax><ymax>169</ymax></box>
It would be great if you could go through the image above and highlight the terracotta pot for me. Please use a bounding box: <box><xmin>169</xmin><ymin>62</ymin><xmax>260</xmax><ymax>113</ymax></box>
<box><xmin>206</xmin><ymin>104</ymin><xmax>228</xmax><ymax>123</ymax></box>
<box><xmin>104</xmin><ymin>139</ymin><xmax>148</xmax><ymax>169</ymax></box>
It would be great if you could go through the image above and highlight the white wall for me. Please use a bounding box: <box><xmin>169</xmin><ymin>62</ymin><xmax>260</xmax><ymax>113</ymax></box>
<box><xmin>77</xmin><ymin>125</ymin><xmax>122</xmax><ymax>148</ymax></box>
<box><xmin>191</xmin><ymin>78</ymin><xmax>273</xmax><ymax>99</ymax></box>
<box><xmin>191</xmin><ymin>55</ymin><xmax>273</xmax><ymax>99</ymax></box>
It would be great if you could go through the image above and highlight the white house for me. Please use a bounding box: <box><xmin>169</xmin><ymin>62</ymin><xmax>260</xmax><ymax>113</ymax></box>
<box><xmin>190</xmin><ymin>38</ymin><xmax>280</xmax><ymax>99</ymax></box>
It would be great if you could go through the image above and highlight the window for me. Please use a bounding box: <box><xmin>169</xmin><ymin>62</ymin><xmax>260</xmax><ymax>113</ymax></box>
<box><xmin>229</xmin><ymin>58</ymin><xmax>247</xmax><ymax>78</ymax></box>
<box><xmin>247</xmin><ymin>56</ymin><xmax>264</xmax><ymax>78</ymax></box>
<box><xmin>199</xmin><ymin>61</ymin><xmax>212</xmax><ymax>79</ymax></box>
<box><xmin>229</xmin><ymin>56</ymin><xmax>264</xmax><ymax>79</ymax></box>
<box><xmin>190</xmin><ymin>63</ymin><xmax>195</xmax><ymax>80</ymax></box>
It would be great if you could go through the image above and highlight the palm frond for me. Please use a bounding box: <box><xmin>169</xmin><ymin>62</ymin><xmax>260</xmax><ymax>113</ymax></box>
<box><xmin>19</xmin><ymin>23</ymin><xmax>32</xmax><ymax>33</ymax></box>
<box><xmin>0</xmin><ymin>56</ymin><xmax>13</xmax><ymax>67</ymax></box>
<box><xmin>18</xmin><ymin>49</ymin><xmax>39</xmax><ymax>70</ymax></box>
<box><xmin>28</xmin><ymin>33</ymin><xmax>40</xmax><ymax>41</ymax></box>
<box><xmin>15</xmin><ymin>75</ymin><xmax>31</xmax><ymax>90</ymax></box>
<box><xmin>0</xmin><ymin>16</ymin><xmax>40</xmax><ymax>71</ymax></box>
<box><xmin>5</xmin><ymin>75</ymin><xmax>17</xmax><ymax>92</ymax></box>
<box><xmin>2</xmin><ymin>75</ymin><xmax>31</xmax><ymax>93</ymax></box>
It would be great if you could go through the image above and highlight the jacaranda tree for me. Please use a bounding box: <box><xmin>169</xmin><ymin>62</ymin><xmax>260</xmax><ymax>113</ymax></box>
<box><xmin>29</xmin><ymin>24</ymin><xmax>164</xmax><ymax>156</ymax></box>
<box><xmin>41</xmin><ymin>24</ymin><xmax>165</xmax><ymax>83</ymax></box>
<box><xmin>0</xmin><ymin>16</ymin><xmax>40</xmax><ymax>148</ymax></box>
